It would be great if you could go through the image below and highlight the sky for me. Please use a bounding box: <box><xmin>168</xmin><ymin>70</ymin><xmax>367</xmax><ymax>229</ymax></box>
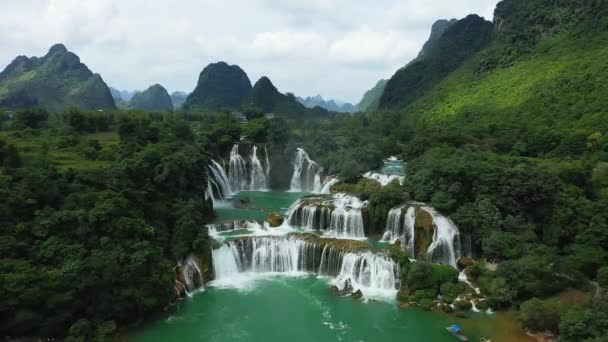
<box><xmin>0</xmin><ymin>0</ymin><xmax>499</xmax><ymax>103</ymax></box>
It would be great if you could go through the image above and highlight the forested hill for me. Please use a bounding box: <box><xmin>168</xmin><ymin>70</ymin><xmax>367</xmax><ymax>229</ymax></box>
<box><xmin>0</xmin><ymin>44</ymin><xmax>116</xmax><ymax>112</ymax></box>
<box><xmin>129</xmin><ymin>84</ymin><xmax>174</xmax><ymax>112</ymax></box>
<box><xmin>379</xmin><ymin>14</ymin><xmax>494</xmax><ymax>110</ymax></box>
<box><xmin>183</xmin><ymin>61</ymin><xmax>252</xmax><ymax>111</ymax></box>
<box><xmin>378</xmin><ymin>0</ymin><xmax>608</xmax><ymax>152</ymax></box>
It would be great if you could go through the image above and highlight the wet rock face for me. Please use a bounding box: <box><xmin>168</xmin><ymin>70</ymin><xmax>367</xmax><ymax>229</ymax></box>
<box><xmin>330</xmin><ymin>278</ymin><xmax>354</xmax><ymax>297</ymax></box>
<box><xmin>414</xmin><ymin>207</ymin><xmax>434</xmax><ymax>259</ymax></box>
<box><xmin>351</xmin><ymin>290</ymin><xmax>363</xmax><ymax>300</ymax></box>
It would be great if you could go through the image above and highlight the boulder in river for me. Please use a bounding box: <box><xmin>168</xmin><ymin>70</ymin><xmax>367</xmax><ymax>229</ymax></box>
<box><xmin>267</xmin><ymin>213</ymin><xmax>284</xmax><ymax>227</ymax></box>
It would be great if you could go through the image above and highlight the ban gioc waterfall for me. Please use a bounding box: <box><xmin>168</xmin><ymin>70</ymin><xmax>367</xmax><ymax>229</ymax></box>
<box><xmin>6</xmin><ymin>1</ymin><xmax>606</xmax><ymax>340</ymax></box>
<box><xmin>136</xmin><ymin>147</ymin><xmax>510</xmax><ymax>342</ymax></box>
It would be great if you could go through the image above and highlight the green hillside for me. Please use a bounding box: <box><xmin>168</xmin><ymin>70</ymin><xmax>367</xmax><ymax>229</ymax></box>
<box><xmin>357</xmin><ymin>79</ymin><xmax>387</xmax><ymax>112</ymax></box>
<box><xmin>183</xmin><ymin>62</ymin><xmax>251</xmax><ymax>111</ymax></box>
<box><xmin>379</xmin><ymin>15</ymin><xmax>494</xmax><ymax>110</ymax></box>
<box><xmin>397</xmin><ymin>0</ymin><xmax>608</xmax><ymax>158</ymax></box>
<box><xmin>245</xmin><ymin>76</ymin><xmax>329</xmax><ymax>118</ymax></box>
<box><xmin>129</xmin><ymin>84</ymin><xmax>173</xmax><ymax>111</ymax></box>
<box><xmin>0</xmin><ymin>44</ymin><xmax>116</xmax><ymax>112</ymax></box>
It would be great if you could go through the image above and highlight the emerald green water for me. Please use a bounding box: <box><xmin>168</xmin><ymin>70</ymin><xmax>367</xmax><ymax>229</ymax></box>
<box><xmin>132</xmin><ymin>191</ymin><xmax>531</xmax><ymax>342</ymax></box>
<box><xmin>131</xmin><ymin>276</ymin><xmax>464</xmax><ymax>342</ymax></box>
<box><xmin>214</xmin><ymin>191</ymin><xmax>306</xmax><ymax>222</ymax></box>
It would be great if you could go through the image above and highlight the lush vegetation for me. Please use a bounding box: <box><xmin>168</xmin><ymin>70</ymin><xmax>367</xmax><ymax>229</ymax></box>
<box><xmin>288</xmin><ymin>1</ymin><xmax>608</xmax><ymax>339</ymax></box>
<box><xmin>2</xmin><ymin>0</ymin><xmax>608</xmax><ymax>340</ymax></box>
<box><xmin>0</xmin><ymin>108</ymin><xmax>268</xmax><ymax>340</ymax></box>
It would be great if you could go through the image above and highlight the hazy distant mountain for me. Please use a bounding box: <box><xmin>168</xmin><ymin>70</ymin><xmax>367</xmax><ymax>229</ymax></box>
<box><xmin>297</xmin><ymin>95</ymin><xmax>357</xmax><ymax>113</ymax></box>
<box><xmin>183</xmin><ymin>62</ymin><xmax>252</xmax><ymax>111</ymax></box>
<box><xmin>244</xmin><ymin>77</ymin><xmax>329</xmax><ymax>118</ymax></box>
<box><xmin>170</xmin><ymin>91</ymin><xmax>188</xmax><ymax>108</ymax></box>
<box><xmin>110</xmin><ymin>87</ymin><xmax>136</xmax><ymax>102</ymax></box>
<box><xmin>129</xmin><ymin>84</ymin><xmax>173</xmax><ymax>111</ymax></box>
<box><xmin>0</xmin><ymin>43</ymin><xmax>115</xmax><ymax>111</ymax></box>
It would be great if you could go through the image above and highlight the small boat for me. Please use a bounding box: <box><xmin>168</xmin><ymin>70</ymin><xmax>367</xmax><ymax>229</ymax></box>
<box><xmin>446</xmin><ymin>325</ymin><xmax>469</xmax><ymax>341</ymax></box>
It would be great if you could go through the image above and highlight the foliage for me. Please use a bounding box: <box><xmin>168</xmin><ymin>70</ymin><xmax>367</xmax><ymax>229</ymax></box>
<box><xmin>518</xmin><ymin>298</ymin><xmax>563</xmax><ymax>334</ymax></box>
<box><xmin>0</xmin><ymin>110</ymin><xmax>222</xmax><ymax>339</ymax></box>
<box><xmin>14</xmin><ymin>108</ymin><xmax>49</xmax><ymax>129</ymax></box>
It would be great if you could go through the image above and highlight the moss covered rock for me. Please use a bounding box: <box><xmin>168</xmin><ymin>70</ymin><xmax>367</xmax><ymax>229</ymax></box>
<box><xmin>414</xmin><ymin>207</ymin><xmax>434</xmax><ymax>259</ymax></box>
<box><xmin>267</xmin><ymin>213</ymin><xmax>284</xmax><ymax>227</ymax></box>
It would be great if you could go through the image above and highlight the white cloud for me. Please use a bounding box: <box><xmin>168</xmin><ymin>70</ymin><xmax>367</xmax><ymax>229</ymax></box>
<box><xmin>328</xmin><ymin>28</ymin><xmax>420</xmax><ymax>65</ymax></box>
<box><xmin>0</xmin><ymin>0</ymin><xmax>500</xmax><ymax>103</ymax></box>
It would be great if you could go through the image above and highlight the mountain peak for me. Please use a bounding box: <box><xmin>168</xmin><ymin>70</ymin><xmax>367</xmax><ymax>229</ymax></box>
<box><xmin>47</xmin><ymin>43</ymin><xmax>68</xmax><ymax>56</ymax></box>
<box><xmin>129</xmin><ymin>83</ymin><xmax>173</xmax><ymax>111</ymax></box>
<box><xmin>0</xmin><ymin>44</ymin><xmax>115</xmax><ymax>111</ymax></box>
<box><xmin>183</xmin><ymin>61</ymin><xmax>251</xmax><ymax>111</ymax></box>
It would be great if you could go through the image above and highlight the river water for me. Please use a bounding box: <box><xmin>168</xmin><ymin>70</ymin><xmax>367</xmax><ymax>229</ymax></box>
<box><xmin>130</xmin><ymin>191</ymin><xmax>533</xmax><ymax>342</ymax></box>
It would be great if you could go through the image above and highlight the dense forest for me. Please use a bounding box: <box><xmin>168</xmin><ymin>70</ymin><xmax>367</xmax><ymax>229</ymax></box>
<box><xmin>1</xmin><ymin>0</ymin><xmax>608</xmax><ymax>341</ymax></box>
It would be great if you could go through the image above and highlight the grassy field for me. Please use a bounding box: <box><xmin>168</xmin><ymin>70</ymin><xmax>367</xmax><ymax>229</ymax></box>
<box><xmin>0</xmin><ymin>130</ymin><xmax>118</xmax><ymax>171</ymax></box>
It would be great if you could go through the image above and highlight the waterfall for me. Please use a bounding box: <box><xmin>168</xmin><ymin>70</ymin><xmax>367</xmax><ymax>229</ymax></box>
<box><xmin>381</xmin><ymin>206</ymin><xmax>404</xmax><ymax>243</ymax></box>
<box><xmin>249</xmin><ymin>146</ymin><xmax>267</xmax><ymax>190</ymax></box>
<box><xmin>422</xmin><ymin>206</ymin><xmax>461</xmax><ymax>267</ymax></box>
<box><xmin>210</xmin><ymin>236</ymin><xmax>399</xmax><ymax>299</ymax></box>
<box><xmin>290</xmin><ymin>148</ymin><xmax>321</xmax><ymax>192</ymax></box>
<box><xmin>228</xmin><ymin>144</ymin><xmax>248</xmax><ymax>191</ymax></box>
<box><xmin>381</xmin><ymin>206</ymin><xmax>415</xmax><ymax>255</ymax></box>
<box><xmin>381</xmin><ymin>204</ymin><xmax>461</xmax><ymax>267</ymax></box>
<box><xmin>328</xmin><ymin>194</ymin><xmax>366</xmax><ymax>238</ymax></box>
<box><xmin>207</xmin><ymin>144</ymin><xmax>270</xmax><ymax>196</ymax></box>
<box><xmin>319</xmin><ymin>176</ymin><xmax>339</xmax><ymax>194</ymax></box>
<box><xmin>264</xmin><ymin>147</ymin><xmax>270</xmax><ymax>181</ymax></box>
<box><xmin>212</xmin><ymin>244</ymin><xmax>242</xmax><ymax>280</ymax></box>
<box><xmin>363</xmin><ymin>172</ymin><xmax>404</xmax><ymax>186</ymax></box>
<box><xmin>179</xmin><ymin>255</ymin><xmax>204</xmax><ymax>293</ymax></box>
<box><xmin>285</xmin><ymin>194</ymin><xmax>367</xmax><ymax>239</ymax></box>
<box><xmin>207</xmin><ymin>159</ymin><xmax>232</xmax><ymax>202</ymax></box>
<box><xmin>333</xmin><ymin>252</ymin><xmax>400</xmax><ymax>297</ymax></box>
<box><xmin>363</xmin><ymin>156</ymin><xmax>405</xmax><ymax>186</ymax></box>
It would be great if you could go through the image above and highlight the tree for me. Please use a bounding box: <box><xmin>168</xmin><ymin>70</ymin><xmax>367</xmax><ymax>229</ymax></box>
<box><xmin>14</xmin><ymin>108</ymin><xmax>48</xmax><ymax>129</ymax></box>
<box><xmin>518</xmin><ymin>298</ymin><xmax>562</xmax><ymax>334</ymax></box>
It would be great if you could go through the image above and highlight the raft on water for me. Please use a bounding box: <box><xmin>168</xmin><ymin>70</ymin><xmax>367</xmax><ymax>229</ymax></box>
<box><xmin>446</xmin><ymin>325</ymin><xmax>469</xmax><ymax>341</ymax></box>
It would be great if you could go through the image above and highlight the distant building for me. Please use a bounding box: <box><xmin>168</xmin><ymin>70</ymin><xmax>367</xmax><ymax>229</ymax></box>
<box><xmin>4</xmin><ymin>111</ymin><xmax>15</xmax><ymax>120</ymax></box>
<box><xmin>265</xmin><ymin>113</ymin><xmax>275</xmax><ymax>119</ymax></box>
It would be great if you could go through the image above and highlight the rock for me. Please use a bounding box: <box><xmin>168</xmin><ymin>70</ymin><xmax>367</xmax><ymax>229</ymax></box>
<box><xmin>351</xmin><ymin>290</ymin><xmax>363</xmax><ymax>300</ymax></box>
<box><xmin>234</xmin><ymin>197</ymin><xmax>252</xmax><ymax>209</ymax></box>
<box><xmin>440</xmin><ymin>304</ymin><xmax>454</xmax><ymax>313</ymax></box>
<box><xmin>457</xmin><ymin>257</ymin><xmax>476</xmax><ymax>270</ymax></box>
<box><xmin>267</xmin><ymin>213</ymin><xmax>284</xmax><ymax>227</ymax></box>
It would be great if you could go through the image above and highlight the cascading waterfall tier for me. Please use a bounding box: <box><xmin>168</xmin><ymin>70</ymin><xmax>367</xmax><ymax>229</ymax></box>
<box><xmin>206</xmin><ymin>159</ymin><xmax>233</xmax><ymax>202</ymax></box>
<box><xmin>363</xmin><ymin>156</ymin><xmax>405</xmax><ymax>186</ymax></box>
<box><xmin>210</xmin><ymin>236</ymin><xmax>398</xmax><ymax>297</ymax></box>
<box><xmin>249</xmin><ymin>145</ymin><xmax>268</xmax><ymax>190</ymax></box>
<box><xmin>206</xmin><ymin>144</ymin><xmax>271</xmax><ymax>203</ymax></box>
<box><xmin>285</xmin><ymin>193</ymin><xmax>367</xmax><ymax>239</ymax></box>
<box><xmin>382</xmin><ymin>203</ymin><xmax>462</xmax><ymax>267</ymax></box>
<box><xmin>229</xmin><ymin>144</ymin><xmax>248</xmax><ymax>191</ymax></box>
<box><xmin>320</xmin><ymin>176</ymin><xmax>339</xmax><ymax>194</ymax></box>
<box><xmin>289</xmin><ymin>148</ymin><xmax>322</xmax><ymax>192</ymax></box>
<box><xmin>176</xmin><ymin>254</ymin><xmax>205</xmax><ymax>294</ymax></box>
